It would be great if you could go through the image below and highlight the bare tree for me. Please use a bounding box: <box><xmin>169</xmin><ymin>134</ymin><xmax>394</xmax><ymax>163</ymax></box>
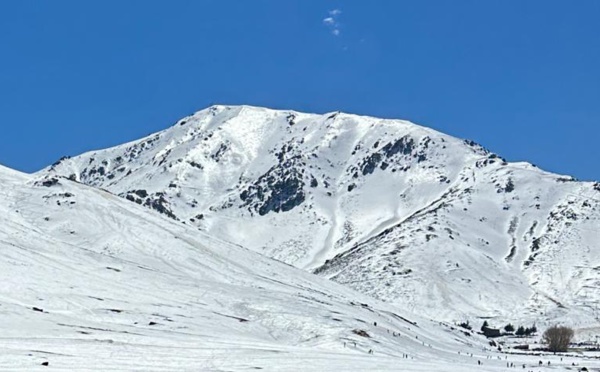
<box><xmin>542</xmin><ymin>325</ymin><xmax>574</xmax><ymax>352</ymax></box>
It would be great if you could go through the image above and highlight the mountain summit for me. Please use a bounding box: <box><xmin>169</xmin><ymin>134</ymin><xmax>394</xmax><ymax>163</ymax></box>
<box><xmin>44</xmin><ymin>105</ymin><xmax>600</xmax><ymax>324</ymax></box>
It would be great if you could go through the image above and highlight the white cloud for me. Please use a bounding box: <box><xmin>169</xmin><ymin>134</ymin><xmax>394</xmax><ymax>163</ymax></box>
<box><xmin>322</xmin><ymin>17</ymin><xmax>335</xmax><ymax>25</ymax></box>
<box><xmin>323</xmin><ymin>9</ymin><xmax>342</xmax><ymax>37</ymax></box>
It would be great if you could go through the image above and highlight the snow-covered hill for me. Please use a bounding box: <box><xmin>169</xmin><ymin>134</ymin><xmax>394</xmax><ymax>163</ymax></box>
<box><xmin>44</xmin><ymin>105</ymin><xmax>600</xmax><ymax>326</ymax></box>
<box><xmin>0</xmin><ymin>164</ymin><xmax>518</xmax><ymax>371</ymax></box>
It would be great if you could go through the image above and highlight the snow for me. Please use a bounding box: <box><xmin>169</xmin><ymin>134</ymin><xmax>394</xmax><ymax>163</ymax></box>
<box><xmin>0</xmin><ymin>104</ymin><xmax>598</xmax><ymax>369</ymax></box>
<box><xmin>41</xmin><ymin>105</ymin><xmax>600</xmax><ymax>329</ymax></box>
<box><xmin>0</xmin><ymin>165</ymin><xmax>516</xmax><ymax>370</ymax></box>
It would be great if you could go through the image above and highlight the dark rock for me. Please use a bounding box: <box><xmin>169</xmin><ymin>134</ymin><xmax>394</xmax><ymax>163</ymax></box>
<box><xmin>352</xmin><ymin>329</ymin><xmax>371</xmax><ymax>338</ymax></box>
<box><xmin>211</xmin><ymin>143</ymin><xmax>229</xmax><ymax>162</ymax></box>
<box><xmin>505</xmin><ymin>178</ymin><xmax>515</xmax><ymax>193</ymax></box>
<box><xmin>134</xmin><ymin>190</ymin><xmax>148</xmax><ymax>198</ymax></box>
<box><xmin>361</xmin><ymin>153</ymin><xmax>382</xmax><ymax>175</ymax></box>
<box><xmin>40</xmin><ymin>178</ymin><xmax>59</xmax><ymax>187</ymax></box>
<box><xmin>188</xmin><ymin>161</ymin><xmax>203</xmax><ymax>170</ymax></box>
<box><xmin>144</xmin><ymin>194</ymin><xmax>178</xmax><ymax>220</ymax></box>
<box><xmin>239</xmin><ymin>145</ymin><xmax>307</xmax><ymax>215</ymax></box>
<box><xmin>382</xmin><ymin>136</ymin><xmax>415</xmax><ymax>158</ymax></box>
<box><xmin>50</xmin><ymin>156</ymin><xmax>70</xmax><ymax>169</ymax></box>
<box><xmin>286</xmin><ymin>114</ymin><xmax>296</xmax><ymax>126</ymax></box>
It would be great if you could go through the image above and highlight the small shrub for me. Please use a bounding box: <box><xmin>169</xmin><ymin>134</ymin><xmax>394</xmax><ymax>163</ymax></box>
<box><xmin>459</xmin><ymin>321</ymin><xmax>472</xmax><ymax>330</ymax></box>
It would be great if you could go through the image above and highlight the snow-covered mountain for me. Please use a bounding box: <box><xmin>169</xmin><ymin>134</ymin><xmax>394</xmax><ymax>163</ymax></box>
<box><xmin>44</xmin><ymin>105</ymin><xmax>600</xmax><ymax>325</ymax></box>
<box><xmin>0</xmin><ymin>164</ymin><xmax>510</xmax><ymax>371</ymax></box>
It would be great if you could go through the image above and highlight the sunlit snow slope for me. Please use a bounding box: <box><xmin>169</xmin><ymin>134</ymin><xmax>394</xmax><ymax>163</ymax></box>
<box><xmin>44</xmin><ymin>105</ymin><xmax>600</xmax><ymax>324</ymax></box>
<box><xmin>1</xmin><ymin>164</ymin><xmax>506</xmax><ymax>371</ymax></box>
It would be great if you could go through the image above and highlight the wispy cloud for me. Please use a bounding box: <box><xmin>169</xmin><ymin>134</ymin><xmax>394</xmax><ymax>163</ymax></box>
<box><xmin>323</xmin><ymin>9</ymin><xmax>342</xmax><ymax>36</ymax></box>
<box><xmin>323</xmin><ymin>17</ymin><xmax>335</xmax><ymax>26</ymax></box>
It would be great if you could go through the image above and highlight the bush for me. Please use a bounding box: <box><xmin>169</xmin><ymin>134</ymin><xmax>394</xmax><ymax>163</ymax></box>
<box><xmin>459</xmin><ymin>321</ymin><xmax>472</xmax><ymax>330</ymax></box>
<box><xmin>515</xmin><ymin>326</ymin><xmax>526</xmax><ymax>336</ymax></box>
<box><xmin>504</xmin><ymin>324</ymin><xmax>515</xmax><ymax>332</ymax></box>
<box><xmin>542</xmin><ymin>325</ymin><xmax>574</xmax><ymax>352</ymax></box>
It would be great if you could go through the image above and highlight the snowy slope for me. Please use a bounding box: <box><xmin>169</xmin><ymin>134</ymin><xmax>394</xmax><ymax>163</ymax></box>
<box><xmin>2</xmin><ymin>164</ymin><xmax>521</xmax><ymax>371</ymax></box>
<box><xmin>43</xmin><ymin>105</ymin><xmax>600</xmax><ymax>325</ymax></box>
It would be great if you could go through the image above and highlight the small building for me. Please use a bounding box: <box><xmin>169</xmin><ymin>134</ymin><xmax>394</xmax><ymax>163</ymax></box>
<box><xmin>482</xmin><ymin>326</ymin><xmax>502</xmax><ymax>338</ymax></box>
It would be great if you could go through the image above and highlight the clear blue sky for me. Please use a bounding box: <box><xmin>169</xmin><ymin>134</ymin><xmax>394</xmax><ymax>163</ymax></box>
<box><xmin>1</xmin><ymin>1</ymin><xmax>598</xmax><ymax>180</ymax></box>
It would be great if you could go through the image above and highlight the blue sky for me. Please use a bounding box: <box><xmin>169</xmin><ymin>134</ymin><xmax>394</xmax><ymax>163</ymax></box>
<box><xmin>1</xmin><ymin>1</ymin><xmax>598</xmax><ymax>180</ymax></box>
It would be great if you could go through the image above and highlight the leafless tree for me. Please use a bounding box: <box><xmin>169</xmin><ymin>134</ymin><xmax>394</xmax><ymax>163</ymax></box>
<box><xmin>542</xmin><ymin>325</ymin><xmax>574</xmax><ymax>352</ymax></box>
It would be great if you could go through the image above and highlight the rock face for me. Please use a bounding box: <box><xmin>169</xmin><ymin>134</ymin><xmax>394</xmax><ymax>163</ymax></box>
<box><xmin>43</xmin><ymin>105</ymin><xmax>600</xmax><ymax>323</ymax></box>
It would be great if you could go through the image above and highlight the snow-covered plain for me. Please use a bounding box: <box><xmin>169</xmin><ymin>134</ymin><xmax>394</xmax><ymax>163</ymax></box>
<box><xmin>45</xmin><ymin>105</ymin><xmax>600</xmax><ymax>328</ymax></box>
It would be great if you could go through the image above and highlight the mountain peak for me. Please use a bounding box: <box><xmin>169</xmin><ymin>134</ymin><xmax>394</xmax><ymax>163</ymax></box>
<box><xmin>42</xmin><ymin>106</ymin><xmax>600</xmax><ymax>324</ymax></box>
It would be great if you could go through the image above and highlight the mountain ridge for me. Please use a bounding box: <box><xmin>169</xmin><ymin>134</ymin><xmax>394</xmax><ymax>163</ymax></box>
<box><xmin>42</xmin><ymin>105</ymin><xmax>600</xmax><ymax>326</ymax></box>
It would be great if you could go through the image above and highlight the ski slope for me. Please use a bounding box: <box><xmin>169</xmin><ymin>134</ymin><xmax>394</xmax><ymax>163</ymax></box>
<box><xmin>0</xmin><ymin>164</ymin><xmax>530</xmax><ymax>371</ymax></box>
